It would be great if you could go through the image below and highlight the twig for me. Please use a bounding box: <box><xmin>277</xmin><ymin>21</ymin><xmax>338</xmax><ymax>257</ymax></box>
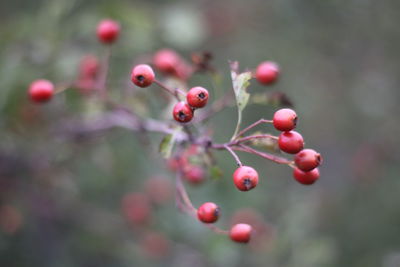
<box><xmin>224</xmin><ymin>144</ymin><xmax>242</xmax><ymax>166</ymax></box>
<box><xmin>235</xmin><ymin>144</ymin><xmax>293</xmax><ymax>165</ymax></box>
<box><xmin>154</xmin><ymin>79</ymin><xmax>186</xmax><ymax>101</ymax></box>
<box><xmin>234</xmin><ymin>119</ymin><xmax>273</xmax><ymax>139</ymax></box>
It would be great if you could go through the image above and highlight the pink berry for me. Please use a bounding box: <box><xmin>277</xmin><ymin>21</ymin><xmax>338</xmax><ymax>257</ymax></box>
<box><xmin>273</xmin><ymin>108</ymin><xmax>297</xmax><ymax>131</ymax></box>
<box><xmin>293</xmin><ymin>167</ymin><xmax>320</xmax><ymax>185</ymax></box>
<box><xmin>79</xmin><ymin>55</ymin><xmax>99</xmax><ymax>78</ymax></box>
<box><xmin>233</xmin><ymin>166</ymin><xmax>259</xmax><ymax>191</ymax></box>
<box><xmin>295</xmin><ymin>149</ymin><xmax>322</xmax><ymax>172</ymax></box>
<box><xmin>172</xmin><ymin>102</ymin><xmax>194</xmax><ymax>123</ymax></box>
<box><xmin>96</xmin><ymin>19</ymin><xmax>120</xmax><ymax>44</ymax></box>
<box><xmin>186</xmin><ymin>87</ymin><xmax>209</xmax><ymax>108</ymax></box>
<box><xmin>278</xmin><ymin>131</ymin><xmax>304</xmax><ymax>154</ymax></box>
<box><xmin>28</xmin><ymin>79</ymin><xmax>54</xmax><ymax>103</ymax></box>
<box><xmin>255</xmin><ymin>61</ymin><xmax>279</xmax><ymax>85</ymax></box>
<box><xmin>197</xmin><ymin>202</ymin><xmax>220</xmax><ymax>223</ymax></box>
<box><xmin>184</xmin><ymin>165</ymin><xmax>206</xmax><ymax>184</ymax></box>
<box><xmin>230</xmin><ymin>223</ymin><xmax>252</xmax><ymax>243</ymax></box>
<box><xmin>131</xmin><ymin>64</ymin><xmax>155</xmax><ymax>88</ymax></box>
<box><xmin>153</xmin><ymin>49</ymin><xmax>181</xmax><ymax>74</ymax></box>
<box><xmin>121</xmin><ymin>193</ymin><xmax>151</xmax><ymax>225</ymax></box>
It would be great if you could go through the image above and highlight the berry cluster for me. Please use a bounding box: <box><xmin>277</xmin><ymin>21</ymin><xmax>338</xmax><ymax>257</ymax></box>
<box><xmin>26</xmin><ymin>18</ymin><xmax>323</xmax><ymax>244</ymax></box>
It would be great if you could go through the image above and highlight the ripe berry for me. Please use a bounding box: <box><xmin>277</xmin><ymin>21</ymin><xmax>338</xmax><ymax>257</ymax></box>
<box><xmin>293</xmin><ymin>167</ymin><xmax>320</xmax><ymax>185</ymax></box>
<box><xmin>273</xmin><ymin>108</ymin><xmax>297</xmax><ymax>131</ymax></box>
<box><xmin>28</xmin><ymin>79</ymin><xmax>54</xmax><ymax>103</ymax></box>
<box><xmin>186</xmin><ymin>87</ymin><xmax>209</xmax><ymax>108</ymax></box>
<box><xmin>233</xmin><ymin>166</ymin><xmax>259</xmax><ymax>191</ymax></box>
<box><xmin>172</xmin><ymin>102</ymin><xmax>194</xmax><ymax>123</ymax></box>
<box><xmin>121</xmin><ymin>193</ymin><xmax>151</xmax><ymax>225</ymax></box>
<box><xmin>153</xmin><ymin>49</ymin><xmax>181</xmax><ymax>74</ymax></box>
<box><xmin>295</xmin><ymin>149</ymin><xmax>322</xmax><ymax>172</ymax></box>
<box><xmin>96</xmin><ymin>19</ymin><xmax>120</xmax><ymax>44</ymax></box>
<box><xmin>197</xmin><ymin>202</ymin><xmax>220</xmax><ymax>223</ymax></box>
<box><xmin>255</xmin><ymin>61</ymin><xmax>279</xmax><ymax>85</ymax></box>
<box><xmin>278</xmin><ymin>131</ymin><xmax>304</xmax><ymax>154</ymax></box>
<box><xmin>184</xmin><ymin>165</ymin><xmax>206</xmax><ymax>184</ymax></box>
<box><xmin>79</xmin><ymin>55</ymin><xmax>99</xmax><ymax>78</ymax></box>
<box><xmin>230</xmin><ymin>223</ymin><xmax>252</xmax><ymax>243</ymax></box>
<box><xmin>131</xmin><ymin>64</ymin><xmax>155</xmax><ymax>88</ymax></box>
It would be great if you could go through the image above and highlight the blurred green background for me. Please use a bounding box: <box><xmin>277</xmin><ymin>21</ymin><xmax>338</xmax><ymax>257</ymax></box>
<box><xmin>1</xmin><ymin>0</ymin><xmax>400</xmax><ymax>266</ymax></box>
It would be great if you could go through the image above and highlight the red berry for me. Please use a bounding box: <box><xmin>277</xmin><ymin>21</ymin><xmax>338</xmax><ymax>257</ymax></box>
<box><xmin>28</xmin><ymin>79</ymin><xmax>54</xmax><ymax>103</ymax></box>
<box><xmin>184</xmin><ymin>165</ymin><xmax>206</xmax><ymax>184</ymax></box>
<box><xmin>273</xmin><ymin>108</ymin><xmax>297</xmax><ymax>131</ymax></box>
<box><xmin>294</xmin><ymin>149</ymin><xmax>322</xmax><ymax>172</ymax></box>
<box><xmin>121</xmin><ymin>193</ymin><xmax>151</xmax><ymax>225</ymax></box>
<box><xmin>230</xmin><ymin>223</ymin><xmax>252</xmax><ymax>243</ymax></box>
<box><xmin>233</xmin><ymin>166</ymin><xmax>259</xmax><ymax>191</ymax></box>
<box><xmin>131</xmin><ymin>64</ymin><xmax>155</xmax><ymax>88</ymax></box>
<box><xmin>172</xmin><ymin>102</ymin><xmax>193</xmax><ymax>123</ymax></box>
<box><xmin>278</xmin><ymin>131</ymin><xmax>304</xmax><ymax>154</ymax></box>
<box><xmin>96</xmin><ymin>19</ymin><xmax>120</xmax><ymax>44</ymax></box>
<box><xmin>255</xmin><ymin>61</ymin><xmax>279</xmax><ymax>85</ymax></box>
<box><xmin>79</xmin><ymin>55</ymin><xmax>99</xmax><ymax>78</ymax></box>
<box><xmin>293</xmin><ymin>167</ymin><xmax>320</xmax><ymax>185</ymax></box>
<box><xmin>153</xmin><ymin>49</ymin><xmax>181</xmax><ymax>74</ymax></box>
<box><xmin>197</xmin><ymin>202</ymin><xmax>220</xmax><ymax>223</ymax></box>
<box><xmin>186</xmin><ymin>87</ymin><xmax>209</xmax><ymax>108</ymax></box>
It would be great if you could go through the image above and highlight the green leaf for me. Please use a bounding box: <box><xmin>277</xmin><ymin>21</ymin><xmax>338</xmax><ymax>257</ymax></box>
<box><xmin>209</xmin><ymin>165</ymin><xmax>223</xmax><ymax>180</ymax></box>
<box><xmin>230</xmin><ymin>61</ymin><xmax>252</xmax><ymax>112</ymax></box>
<box><xmin>248</xmin><ymin>131</ymin><xmax>280</xmax><ymax>153</ymax></box>
<box><xmin>159</xmin><ymin>129</ymin><xmax>180</xmax><ymax>158</ymax></box>
<box><xmin>229</xmin><ymin>61</ymin><xmax>253</xmax><ymax>140</ymax></box>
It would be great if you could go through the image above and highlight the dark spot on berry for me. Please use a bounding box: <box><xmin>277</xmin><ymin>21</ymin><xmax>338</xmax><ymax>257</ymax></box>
<box><xmin>198</xmin><ymin>92</ymin><xmax>205</xmax><ymax>99</ymax></box>
<box><xmin>243</xmin><ymin>178</ymin><xmax>253</xmax><ymax>190</ymax></box>
<box><xmin>316</xmin><ymin>154</ymin><xmax>322</xmax><ymax>164</ymax></box>
<box><xmin>293</xmin><ymin>116</ymin><xmax>298</xmax><ymax>127</ymax></box>
<box><xmin>178</xmin><ymin>111</ymin><xmax>186</xmax><ymax>120</ymax></box>
<box><xmin>214</xmin><ymin>207</ymin><xmax>220</xmax><ymax>217</ymax></box>
<box><xmin>136</xmin><ymin>75</ymin><xmax>145</xmax><ymax>82</ymax></box>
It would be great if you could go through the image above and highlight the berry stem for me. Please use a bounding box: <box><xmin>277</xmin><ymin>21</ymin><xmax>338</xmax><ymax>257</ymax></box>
<box><xmin>235</xmin><ymin>144</ymin><xmax>293</xmax><ymax>165</ymax></box>
<box><xmin>175</xmin><ymin>169</ymin><xmax>228</xmax><ymax>235</ymax></box>
<box><xmin>154</xmin><ymin>79</ymin><xmax>186</xmax><ymax>101</ymax></box>
<box><xmin>233</xmin><ymin>133</ymin><xmax>278</xmax><ymax>145</ymax></box>
<box><xmin>54</xmin><ymin>82</ymin><xmax>74</xmax><ymax>94</ymax></box>
<box><xmin>97</xmin><ymin>45</ymin><xmax>112</xmax><ymax>100</ymax></box>
<box><xmin>234</xmin><ymin>119</ymin><xmax>273</xmax><ymax>139</ymax></box>
<box><xmin>224</xmin><ymin>144</ymin><xmax>242</xmax><ymax>166</ymax></box>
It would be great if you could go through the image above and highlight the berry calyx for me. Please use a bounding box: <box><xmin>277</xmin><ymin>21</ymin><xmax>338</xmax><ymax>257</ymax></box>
<box><xmin>172</xmin><ymin>102</ymin><xmax>194</xmax><ymax>123</ymax></box>
<box><xmin>186</xmin><ymin>87</ymin><xmax>209</xmax><ymax>108</ymax></box>
<box><xmin>293</xmin><ymin>167</ymin><xmax>320</xmax><ymax>185</ymax></box>
<box><xmin>278</xmin><ymin>131</ymin><xmax>304</xmax><ymax>154</ymax></box>
<box><xmin>233</xmin><ymin>166</ymin><xmax>259</xmax><ymax>191</ymax></box>
<box><xmin>294</xmin><ymin>149</ymin><xmax>322</xmax><ymax>171</ymax></box>
<box><xmin>197</xmin><ymin>202</ymin><xmax>220</xmax><ymax>223</ymax></box>
<box><xmin>273</xmin><ymin>108</ymin><xmax>297</xmax><ymax>131</ymax></box>
<box><xmin>28</xmin><ymin>79</ymin><xmax>54</xmax><ymax>103</ymax></box>
<box><xmin>153</xmin><ymin>49</ymin><xmax>181</xmax><ymax>74</ymax></box>
<box><xmin>96</xmin><ymin>19</ymin><xmax>120</xmax><ymax>44</ymax></box>
<box><xmin>131</xmin><ymin>64</ymin><xmax>155</xmax><ymax>88</ymax></box>
<box><xmin>230</xmin><ymin>223</ymin><xmax>252</xmax><ymax>243</ymax></box>
<box><xmin>255</xmin><ymin>61</ymin><xmax>279</xmax><ymax>85</ymax></box>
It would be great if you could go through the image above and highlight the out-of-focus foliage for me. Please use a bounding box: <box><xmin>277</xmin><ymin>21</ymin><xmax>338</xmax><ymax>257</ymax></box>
<box><xmin>1</xmin><ymin>0</ymin><xmax>400</xmax><ymax>267</ymax></box>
